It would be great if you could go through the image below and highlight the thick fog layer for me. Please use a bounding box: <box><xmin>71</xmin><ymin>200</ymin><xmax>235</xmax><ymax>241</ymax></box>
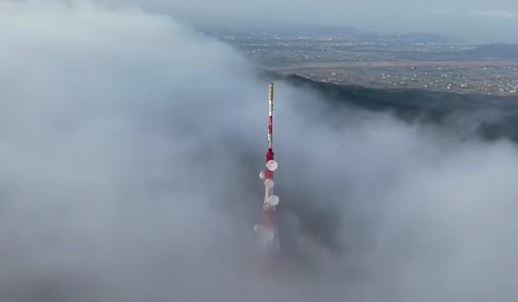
<box><xmin>1</xmin><ymin>2</ymin><xmax>517</xmax><ymax>301</ymax></box>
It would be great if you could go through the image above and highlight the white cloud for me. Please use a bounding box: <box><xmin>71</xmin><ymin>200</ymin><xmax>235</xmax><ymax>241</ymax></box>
<box><xmin>432</xmin><ymin>8</ymin><xmax>457</xmax><ymax>15</ymax></box>
<box><xmin>471</xmin><ymin>9</ymin><xmax>518</xmax><ymax>18</ymax></box>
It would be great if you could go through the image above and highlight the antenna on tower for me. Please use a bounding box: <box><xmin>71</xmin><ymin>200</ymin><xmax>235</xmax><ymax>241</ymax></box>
<box><xmin>254</xmin><ymin>82</ymin><xmax>280</xmax><ymax>253</ymax></box>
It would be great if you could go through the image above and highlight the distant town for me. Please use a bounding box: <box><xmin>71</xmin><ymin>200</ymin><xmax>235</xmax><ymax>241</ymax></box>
<box><xmin>204</xmin><ymin>25</ymin><xmax>518</xmax><ymax>96</ymax></box>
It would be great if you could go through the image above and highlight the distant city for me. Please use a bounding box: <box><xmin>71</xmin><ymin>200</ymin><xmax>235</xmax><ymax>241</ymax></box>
<box><xmin>203</xmin><ymin>25</ymin><xmax>518</xmax><ymax>96</ymax></box>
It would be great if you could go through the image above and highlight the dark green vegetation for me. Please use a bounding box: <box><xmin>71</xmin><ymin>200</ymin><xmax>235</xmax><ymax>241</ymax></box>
<box><xmin>283</xmin><ymin>74</ymin><xmax>518</xmax><ymax>141</ymax></box>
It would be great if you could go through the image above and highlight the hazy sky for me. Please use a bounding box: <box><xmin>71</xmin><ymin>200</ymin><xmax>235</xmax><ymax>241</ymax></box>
<box><xmin>90</xmin><ymin>0</ymin><xmax>518</xmax><ymax>43</ymax></box>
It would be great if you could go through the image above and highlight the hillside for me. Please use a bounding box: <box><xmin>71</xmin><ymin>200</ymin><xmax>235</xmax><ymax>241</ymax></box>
<box><xmin>282</xmin><ymin>74</ymin><xmax>518</xmax><ymax>140</ymax></box>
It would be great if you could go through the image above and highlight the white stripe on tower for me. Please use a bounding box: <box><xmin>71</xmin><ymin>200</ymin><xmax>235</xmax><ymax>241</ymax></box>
<box><xmin>268</xmin><ymin>82</ymin><xmax>274</xmax><ymax>149</ymax></box>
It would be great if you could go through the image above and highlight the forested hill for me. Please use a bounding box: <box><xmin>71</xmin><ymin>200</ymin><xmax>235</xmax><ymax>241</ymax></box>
<box><xmin>282</xmin><ymin>74</ymin><xmax>518</xmax><ymax>141</ymax></box>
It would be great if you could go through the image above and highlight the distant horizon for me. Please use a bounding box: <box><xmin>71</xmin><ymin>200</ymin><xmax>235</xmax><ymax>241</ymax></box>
<box><xmin>189</xmin><ymin>18</ymin><xmax>464</xmax><ymax>42</ymax></box>
<box><xmin>108</xmin><ymin>0</ymin><xmax>518</xmax><ymax>44</ymax></box>
<box><xmin>21</xmin><ymin>0</ymin><xmax>517</xmax><ymax>43</ymax></box>
<box><xmin>180</xmin><ymin>15</ymin><xmax>517</xmax><ymax>45</ymax></box>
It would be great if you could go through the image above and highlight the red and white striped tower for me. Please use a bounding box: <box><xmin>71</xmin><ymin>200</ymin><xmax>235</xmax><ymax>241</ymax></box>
<box><xmin>256</xmin><ymin>82</ymin><xmax>280</xmax><ymax>253</ymax></box>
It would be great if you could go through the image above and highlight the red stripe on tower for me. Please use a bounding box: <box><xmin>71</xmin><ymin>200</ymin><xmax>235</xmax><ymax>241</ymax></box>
<box><xmin>256</xmin><ymin>82</ymin><xmax>280</xmax><ymax>253</ymax></box>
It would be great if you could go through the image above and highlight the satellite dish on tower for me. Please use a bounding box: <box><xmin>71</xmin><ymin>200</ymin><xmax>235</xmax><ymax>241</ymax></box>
<box><xmin>253</xmin><ymin>224</ymin><xmax>262</xmax><ymax>233</ymax></box>
<box><xmin>266</xmin><ymin>160</ymin><xmax>278</xmax><ymax>171</ymax></box>
<box><xmin>266</xmin><ymin>195</ymin><xmax>280</xmax><ymax>207</ymax></box>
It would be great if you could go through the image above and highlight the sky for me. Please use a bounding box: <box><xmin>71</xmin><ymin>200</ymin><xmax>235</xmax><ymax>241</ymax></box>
<box><xmin>92</xmin><ymin>0</ymin><xmax>518</xmax><ymax>43</ymax></box>
<box><xmin>1</xmin><ymin>1</ymin><xmax>518</xmax><ymax>301</ymax></box>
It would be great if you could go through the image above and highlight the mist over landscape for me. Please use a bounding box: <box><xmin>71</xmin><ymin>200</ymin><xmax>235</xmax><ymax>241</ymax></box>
<box><xmin>94</xmin><ymin>0</ymin><xmax>518</xmax><ymax>43</ymax></box>
<box><xmin>1</xmin><ymin>1</ymin><xmax>518</xmax><ymax>301</ymax></box>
